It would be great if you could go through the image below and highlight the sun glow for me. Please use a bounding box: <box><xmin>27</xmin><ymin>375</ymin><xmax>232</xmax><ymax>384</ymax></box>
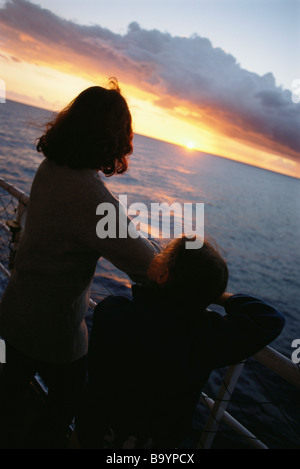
<box><xmin>186</xmin><ymin>142</ymin><xmax>195</xmax><ymax>149</ymax></box>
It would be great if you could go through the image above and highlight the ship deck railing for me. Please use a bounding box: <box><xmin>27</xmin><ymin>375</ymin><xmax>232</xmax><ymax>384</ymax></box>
<box><xmin>0</xmin><ymin>177</ymin><xmax>300</xmax><ymax>449</ymax></box>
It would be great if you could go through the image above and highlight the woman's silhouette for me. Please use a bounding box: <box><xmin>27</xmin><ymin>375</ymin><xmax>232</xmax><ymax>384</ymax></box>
<box><xmin>0</xmin><ymin>79</ymin><xmax>157</xmax><ymax>448</ymax></box>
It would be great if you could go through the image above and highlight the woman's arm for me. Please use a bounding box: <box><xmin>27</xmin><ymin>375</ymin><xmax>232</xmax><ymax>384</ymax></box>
<box><xmin>80</xmin><ymin>175</ymin><xmax>160</xmax><ymax>284</ymax></box>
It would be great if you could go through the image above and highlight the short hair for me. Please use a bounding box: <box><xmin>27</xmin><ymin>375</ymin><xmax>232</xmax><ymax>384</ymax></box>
<box><xmin>36</xmin><ymin>79</ymin><xmax>133</xmax><ymax>176</ymax></box>
<box><xmin>148</xmin><ymin>236</ymin><xmax>229</xmax><ymax>309</ymax></box>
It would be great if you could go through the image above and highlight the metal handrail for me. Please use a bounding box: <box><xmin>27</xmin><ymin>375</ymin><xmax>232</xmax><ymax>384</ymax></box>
<box><xmin>0</xmin><ymin>178</ymin><xmax>29</xmax><ymax>205</ymax></box>
<box><xmin>198</xmin><ymin>348</ymin><xmax>300</xmax><ymax>449</ymax></box>
<box><xmin>254</xmin><ymin>346</ymin><xmax>300</xmax><ymax>389</ymax></box>
<box><xmin>199</xmin><ymin>392</ymin><xmax>268</xmax><ymax>449</ymax></box>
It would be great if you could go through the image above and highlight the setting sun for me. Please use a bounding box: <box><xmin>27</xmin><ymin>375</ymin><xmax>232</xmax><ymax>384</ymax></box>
<box><xmin>0</xmin><ymin>0</ymin><xmax>299</xmax><ymax>178</ymax></box>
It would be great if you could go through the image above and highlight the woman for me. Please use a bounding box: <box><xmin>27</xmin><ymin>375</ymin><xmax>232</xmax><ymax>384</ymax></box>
<box><xmin>0</xmin><ymin>79</ymin><xmax>157</xmax><ymax>448</ymax></box>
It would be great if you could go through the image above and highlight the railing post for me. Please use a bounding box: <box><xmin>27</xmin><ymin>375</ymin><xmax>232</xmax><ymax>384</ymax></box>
<box><xmin>198</xmin><ymin>362</ymin><xmax>245</xmax><ymax>449</ymax></box>
<box><xmin>199</xmin><ymin>392</ymin><xmax>268</xmax><ymax>449</ymax></box>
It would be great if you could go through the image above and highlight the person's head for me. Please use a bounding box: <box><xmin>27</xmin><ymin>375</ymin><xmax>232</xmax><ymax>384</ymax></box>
<box><xmin>147</xmin><ymin>236</ymin><xmax>228</xmax><ymax>309</ymax></box>
<box><xmin>36</xmin><ymin>78</ymin><xmax>133</xmax><ymax>175</ymax></box>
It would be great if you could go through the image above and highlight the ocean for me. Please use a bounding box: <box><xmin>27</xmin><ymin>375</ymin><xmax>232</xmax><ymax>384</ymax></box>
<box><xmin>0</xmin><ymin>99</ymin><xmax>299</xmax><ymax>448</ymax></box>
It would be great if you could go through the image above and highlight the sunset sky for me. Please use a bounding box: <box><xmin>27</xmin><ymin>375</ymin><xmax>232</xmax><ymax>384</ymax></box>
<box><xmin>0</xmin><ymin>0</ymin><xmax>300</xmax><ymax>177</ymax></box>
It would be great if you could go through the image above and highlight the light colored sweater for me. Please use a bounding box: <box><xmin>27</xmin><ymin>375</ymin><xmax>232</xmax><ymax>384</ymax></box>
<box><xmin>0</xmin><ymin>159</ymin><xmax>157</xmax><ymax>364</ymax></box>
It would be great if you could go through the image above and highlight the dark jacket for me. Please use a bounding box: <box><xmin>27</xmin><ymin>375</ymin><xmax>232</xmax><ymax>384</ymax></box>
<box><xmin>76</xmin><ymin>285</ymin><xmax>285</xmax><ymax>449</ymax></box>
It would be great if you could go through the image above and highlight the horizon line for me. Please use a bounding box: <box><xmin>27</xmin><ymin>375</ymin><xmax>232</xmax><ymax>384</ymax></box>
<box><xmin>3</xmin><ymin>97</ymin><xmax>299</xmax><ymax>182</ymax></box>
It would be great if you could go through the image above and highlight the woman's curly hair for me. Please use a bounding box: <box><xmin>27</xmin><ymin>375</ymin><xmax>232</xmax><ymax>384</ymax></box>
<box><xmin>36</xmin><ymin>79</ymin><xmax>133</xmax><ymax>176</ymax></box>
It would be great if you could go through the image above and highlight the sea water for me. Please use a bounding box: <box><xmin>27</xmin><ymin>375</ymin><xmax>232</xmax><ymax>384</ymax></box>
<box><xmin>0</xmin><ymin>99</ymin><xmax>299</xmax><ymax>448</ymax></box>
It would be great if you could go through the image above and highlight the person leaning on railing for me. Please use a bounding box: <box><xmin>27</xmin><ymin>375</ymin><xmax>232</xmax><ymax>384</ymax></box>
<box><xmin>0</xmin><ymin>80</ymin><xmax>158</xmax><ymax>449</ymax></box>
<box><xmin>75</xmin><ymin>235</ymin><xmax>285</xmax><ymax>449</ymax></box>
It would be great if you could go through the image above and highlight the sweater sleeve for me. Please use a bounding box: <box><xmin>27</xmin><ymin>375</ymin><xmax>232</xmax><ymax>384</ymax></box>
<box><xmin>206</xmin><ymin>294</ymin><xmax>285</xmax><ymax>369</ymax></box>
<box><xmin>78</xmin><ymin>174</ymin><xmax>159</xmax><ymax>284</ymax></box>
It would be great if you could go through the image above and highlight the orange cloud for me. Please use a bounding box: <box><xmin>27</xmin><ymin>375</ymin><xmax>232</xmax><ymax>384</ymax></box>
<box><xmin>0</xmin><ymin>0</ymin><xmax>299</xmax><ymax>178</ymax></box>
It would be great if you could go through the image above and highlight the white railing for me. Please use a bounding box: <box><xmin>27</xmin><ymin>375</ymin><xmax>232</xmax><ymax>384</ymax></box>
<box><xmin>198</xmin><ymin>348</ymin><xmax>300</xmax><ymax>449</ymax></box>
<box><xmin>0</xmin><ymin>178</ymin><xmax>29</xmax><ymax>205</ymax></box>
<box><xmin>254</xmin><ymin>346</ymin><xmax>300</xmax><ymax>390</ymax></box>
<box><xmin>0</xmin><ymin>177</ymin><xmax>299</xmax><ymax>449</ymax></box>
